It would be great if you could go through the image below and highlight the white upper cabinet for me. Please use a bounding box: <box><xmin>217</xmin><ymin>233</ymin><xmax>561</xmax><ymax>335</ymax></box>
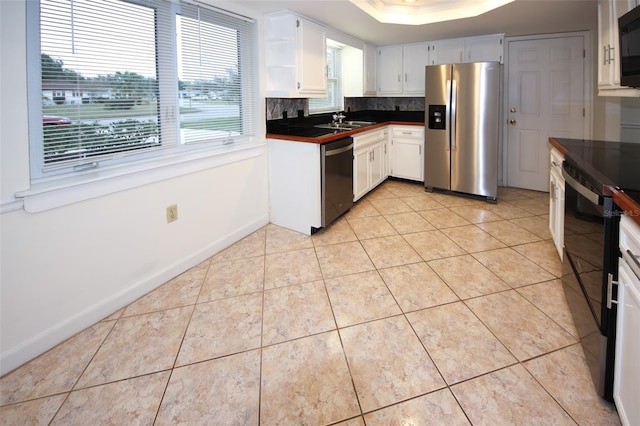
<box><xmin>364</xmin><ymin>43</ymin><xmax>378</xmax><ymax>96</ymax></box>
<box><xmin>377</xmin><ymin>45</ymin><xmax>404</xmax><ymax>95</ymax></box>
<box><xmin>264</xmin><ymin>12</ymin><xmax>327</xmax><ymax>97</ymax></box>
<box><xmin>597</xmin><ymin>0</ymin><xmax>640</xmax><ymax>96</ymax></box>
<box><xmin>429</xmin><ymin>34</ymin><xmax>504</xmax><ymax>65</ymax></box>
<box><xmin>377</xmin><ymin>43</ymin><xmax>428</xmax><ymax>95</ymax></box>
<box><xmin>429</xmin><ymin>38</ymin><xmax>465</xmax><ymax>64</ymax></box>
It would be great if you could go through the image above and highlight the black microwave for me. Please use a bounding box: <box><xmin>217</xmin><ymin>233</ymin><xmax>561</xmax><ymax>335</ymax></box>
<box><xmin>619</xmin><ymin>5</ymin><xmax>640</xmax><ymax>88</ymax></box>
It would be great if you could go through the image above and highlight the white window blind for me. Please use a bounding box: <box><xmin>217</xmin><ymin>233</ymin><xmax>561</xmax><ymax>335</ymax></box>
<box><xmin>39</xmin><ymin>0</ymin><xmax>167</xmax><ymax>172</ymax></box>
<box><xmin>33</xmin><ymin>0</ymin><xmax>256</xmax><ymax>178</ymax></box>
<box><xmin>177</xmin><ymin>3</ymin><xmax>256</xmax><ymax>145</ymax></box>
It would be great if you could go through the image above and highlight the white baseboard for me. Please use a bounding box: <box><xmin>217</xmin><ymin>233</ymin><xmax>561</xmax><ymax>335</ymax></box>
<box><xmin>0</xmin><ymin>214</ymin><xmax>269</xmax><ymax>376</ymax></box>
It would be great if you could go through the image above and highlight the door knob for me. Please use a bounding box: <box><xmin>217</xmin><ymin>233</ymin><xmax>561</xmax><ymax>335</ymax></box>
<box><xmin>510</xmin><ymin>107</ymin><xmax>517</xmax><ymax>113</ymax></box>
<box><xmin>509</xmin><ymin>119</ymin><xmax>517</xmax><ymax>125</ymax></box>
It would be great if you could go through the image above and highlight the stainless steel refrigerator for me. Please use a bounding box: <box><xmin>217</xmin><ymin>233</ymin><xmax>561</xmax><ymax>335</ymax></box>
<box><xmin>424</xmin><ymin>61</ymin><xmax>500</xmax><ymax>201</ymax></box>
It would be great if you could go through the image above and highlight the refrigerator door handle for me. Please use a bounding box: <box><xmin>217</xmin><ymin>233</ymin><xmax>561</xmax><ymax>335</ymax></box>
<box><xmin>450</xmin><ymin>79</ymin><xmax>457</xmax><ymax>151</ymax></box>
<box><xmin>445</xmin><ymin>79</ymin><xmax>452</xmax><ymax>151</ymax></box>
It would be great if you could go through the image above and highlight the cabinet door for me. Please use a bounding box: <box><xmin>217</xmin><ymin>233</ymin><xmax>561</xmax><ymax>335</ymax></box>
<box><xmin>465</xmin><ymin>35</ymin><xmax>504</xmax><ymax>63</ymax></box>
<box><xmin>403</xmin><ymin>44</ymin><xmax>428</xmax><ymax>94</ymax></box>
<box><xmin>430</xmin><ymin>39</ymin><xmax>465</xmax><ymax>65</ymax></box>
<box><xmin>598</xmin><ymin>0</ymin><xmax>616</xmax><ymax>86</ymax></box>
<box><xmin>391</xmin><ymin>139</ymin><xmax>423</xmax><ymax>181</ymax></box>
<box><xmin>364</xmin><ymin>43</ymin><xmax>377</xmax><ymax>96</ymax></box>
<box><xmin>614</xmin><ymin>259</ymin><xmax>640</xmax><ymax>426</ymax></box>
<box><xmin>354</xmin><ymin>147</ymin><xmax>371</xmax><ymax>201</ymax></box>
<box><xmin>377</xmin><ymin>46</ymin><xmax>403</xmax><ymax>94</ymax></box>
<box><xmin>297</xmin><ymin>18</ymin><xmax>327</xmax><ymax>95</ymax></box>
<box><xmin>370</xmin><ymin>143</ymin><xmax>385</xmax><ymax>188</ymax></box>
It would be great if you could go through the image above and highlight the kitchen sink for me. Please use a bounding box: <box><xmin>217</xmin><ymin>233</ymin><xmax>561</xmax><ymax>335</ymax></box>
<box><xmin>314</xmin><ymin>121</ymin><xmax>376</xmax><ymax>131</ymax></box>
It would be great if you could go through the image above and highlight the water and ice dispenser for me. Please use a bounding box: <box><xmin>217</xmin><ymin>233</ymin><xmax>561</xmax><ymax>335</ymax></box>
<box><xmin>428</xmin><ymin>105</ymin><xmax>446</xmax><ymax>130</ymax></box>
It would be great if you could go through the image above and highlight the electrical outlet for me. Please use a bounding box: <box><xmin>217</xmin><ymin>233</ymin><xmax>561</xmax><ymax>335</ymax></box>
<box><xmin>166</xmin><ymin>204</ymin><xmax>178</xmax><ymax>223</ymax></box>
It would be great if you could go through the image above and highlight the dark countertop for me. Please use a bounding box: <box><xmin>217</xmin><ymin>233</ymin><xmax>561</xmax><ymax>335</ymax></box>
<box><xmin>266</xmin><ymin>110</ymin><xmax>424</xmax><ymax>144</ymax></box>
<box><xmin>549</xmin><ymin>137</ymin><xmax>640</xmax><ymax>226</ymax></box>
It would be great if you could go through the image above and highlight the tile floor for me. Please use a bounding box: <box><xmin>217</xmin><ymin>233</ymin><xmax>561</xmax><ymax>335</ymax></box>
<box><xmin>0</xmin><ymin>180</ymin><xmax>622</xmax><ymax>425</ymax></box>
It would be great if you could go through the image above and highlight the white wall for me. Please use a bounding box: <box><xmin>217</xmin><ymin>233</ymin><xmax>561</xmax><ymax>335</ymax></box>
<box><xmin>0</xmin><ymin>0</ymin><xmax>270</xmax><ymax>375</ymax></box>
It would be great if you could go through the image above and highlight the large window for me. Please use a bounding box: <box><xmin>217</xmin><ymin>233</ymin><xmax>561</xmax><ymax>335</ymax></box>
<box><xmin>309</xmin><ymin>45</ymin><xmax>342</xmax><ymax>114</ymax></box>
<box><xmin>32</xmin><ymin>0</ymin><xmax>256</xmax><ymax>179</ymax></box>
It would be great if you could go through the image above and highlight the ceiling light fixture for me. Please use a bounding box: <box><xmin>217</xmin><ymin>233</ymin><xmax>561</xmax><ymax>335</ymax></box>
<box><xmin>349</xmin><ymin>0</ymin><xmax>515</xmax><ymax>25</ymax></box>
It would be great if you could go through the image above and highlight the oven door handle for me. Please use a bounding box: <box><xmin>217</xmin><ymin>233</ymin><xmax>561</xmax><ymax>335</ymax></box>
<box><xmin>562</xmin><ymin>165</ymin><xmax>601</xmax><ymax>205</ymax></box>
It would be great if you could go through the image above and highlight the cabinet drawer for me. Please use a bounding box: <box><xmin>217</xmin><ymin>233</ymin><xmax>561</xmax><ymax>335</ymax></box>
<box><xmin>353</xmin><ymin>128</ymin><xmax>386</xmax><ymax>149</ymax></box>
<box><xmin>391</xmin><ymin>126</ymin><xmax>424</xmax><ymax>139</ymax></box>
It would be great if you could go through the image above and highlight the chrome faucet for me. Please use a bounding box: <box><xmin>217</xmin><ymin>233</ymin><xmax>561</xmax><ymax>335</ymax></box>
<box><xmin>332</xmin><ymin>112</ymin><xmax>346</xmax><ymax>125</ymax></box>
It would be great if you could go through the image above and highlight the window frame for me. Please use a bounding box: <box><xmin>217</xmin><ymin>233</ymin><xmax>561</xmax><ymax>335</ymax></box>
<box><xmin>26</xmin><ymin>0</ymin><xmax>260</xmax><ymax>185</ymax></box>
<box><xmin>308</xmin><ymin>44</ymin><xmax>343</xmax><ymax>114</ymax></box>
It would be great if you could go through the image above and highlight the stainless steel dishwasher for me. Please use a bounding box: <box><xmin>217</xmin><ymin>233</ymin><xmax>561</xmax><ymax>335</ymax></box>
<box><xmin>320</xmin><ymin>137</ymin><xmax>354</xmax><ymax>228</ymax></box>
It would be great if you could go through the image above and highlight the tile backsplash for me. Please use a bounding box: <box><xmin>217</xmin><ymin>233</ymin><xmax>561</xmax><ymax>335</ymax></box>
<box><xmin>266</xmin><ymin>97</ymin><xmax>425</xmax><ymax>120</ymax></box>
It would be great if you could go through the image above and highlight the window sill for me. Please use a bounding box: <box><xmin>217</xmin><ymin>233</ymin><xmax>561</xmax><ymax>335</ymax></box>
<box><xmin>15</xmin><ymin>141</ymin><xmax>266</xmax><ymax>213</ymax></box>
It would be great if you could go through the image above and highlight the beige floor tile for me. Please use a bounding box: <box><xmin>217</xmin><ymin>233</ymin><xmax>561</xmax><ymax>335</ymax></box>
<box><xmin>516</xmin><ymin>279</ymin><xmax>578</xmax><ymax>337</ymax></box>
<box><xmin>0</xmin><ymin>321</ymin><xmax>114</xmax><ymax>405</ymax></box>
<box><xmin>428</xmin><ymin>255</ymin><xmax>510</xmax><ymax>299</ymax></box>
<box><xmin>407</xmin><ymin>302</ymin><xmax>517</xmax><ymax>385</ymax></box>
<box><xmin>177</xmin><ymin>293</ymin><xmax>262</xmax><ymax>366</ymax></box>
<box><xmin>265</xmin><ymin>223</ymin><xmax>314</xmax><ymax>254</ymax></box>
<box><xmin>333</xmin><ymin>417</ymin><xmax>366</xmax><ymax>426</ymax></box>
<box><xmin>52</xmin><ymin>371</ymin><xmax>169</xmax><ymax>425</ymax></box>
<box><xmin>378</xmin><ymin>262</ymin><xmax>458</xmax><ymax>312</ymax></box>
<box><xmin>364</xmin><ymin>389</ymin><xmax>470</xmax><ymax>425</ymax></box>
<box><xmin>360</xmin><ymin>235</ymin><xmax>422</xmax><ymax>269</ymax></box>
<box><xmin>347</xmin><ymin>215</ymin><xmax>397</xmax><ymax>240</ymax></box>
<box><xmin>451</xmin><ymin>364</ymin><xmax>576</xmax><ymax>425</ymax></box>
<box><xmin>260</xmin><ymin>332</ymin><xmax>360</xmax><ymax>425</ymax></box>
<box><xmin>315</xmin><ymin>241</ymin><xmax>375</xmax><ymax>279</ymax></box>
<box><xmin>76</xmin><ymin>307</ymin><xmax>192</xmax><ymax>388</ymax></box>
<box><xmin>512</xmin><ymin>240</ymin><xmax>563</xmax><ymax>277</ymax></box>
<box><xmin>199</xmin><ymin>256</ymin><xmax>264</xmax><ymax>302</ymax></box>
<box><xmin>523</xmin><ymin>344</ymin><xmax>620</xmax><ymax>426</ymax></box>
<box><xmin>476</xmin><ymin>220</ymin><xmax>542</xmax><ymax>247</ymax></box>
<box><xmin>399</xmin><ymin>195</ymin><xmax>445</xmax><ymax>211</ymax></box>
<box><xmin>449</xmin><ymin>206</ymin><xmax>504</xmax><ymax>224</ymax></box>
<box><xmin>472</xmin><ymin>247</ymin><xmax>555</xmax><ymax>288</ymax></box>
<box><xmin>368</xmin><ymin>197</ymin><xmax>413</xmax><ymax>215</ymax></box>
<box><xmin>510</xmin><ymin>216</ymin><xmax>553</xmax><ymax>240</ymax></box>
<box><xmin>498</xmin><ymin>186</ymin><xmax>534</xmax><ymax>201</ymax></box>
<box><xmin>264</xmin><ymin>248</ymin><xmax>323</xmax><ymax>289</ymax></box>
<box><xmin>210</xmin><ymin>228</ymin><xmax>265</xmax><ymax>263</ymax></box>
<box><xmin>123</xmin><ymin>260</ymin><xmax>208</xmax><ymax>317</ymax></box>
<box><xmin>311</xmin><ymin>217</ymin><xmax>358</xmax><ymax>246</ymax></box>
<box><xmin>325</xmin><ymin>271</ymin><xmax>401</xmax><ymax>328</ymax></box>
<box><xmin>157</xmin><ymin>351</ymin><xmax>260</xmax><ymax>425</ymax></box>
<box><xmin>441</xmin><ymin>225</ymin><xmax>506</xmax><ymax>253</ymax></box>
<box><xmin>0</xmin><ymin>394</ymin><xmax>67</xmax><ymax>426</ymax></box>
<box><xmin>382</xmin><ymin>180</ymin><xmax>425</xmax><ymax>197</ymax></box>
<box><xmin>340</xmin><ymin>316</ymin><xmax>445</xmax><ymax>413</ymax></box>
<box><xmin>508</xmin><ymin>198</ymin><xmax>550</xmax><ymax>216</ymax></box>
<box><xmin>403</xmin><ymin>230</ymin><xmax>466</xmax><ymax>261</ymax></box>
<box><xmin>466</xmin><ymin>290</ymin><xmax>576</xmax><ymax>361</ymax></box>
<box><xmin>345</xmin><ymin>199</ymin><xmax>380</xmax><ymax>219</ymax></box>
<box><xmin>418</xmin><ymin>208</ymin><xmax>471</xmax><ymax>229</ymax></box>
<box><xmin>384</xmin><ymin>211</ymin><xmax>435</xmax><ymax>234</ymax></box>
<box><xmin>365</xmin><ymin>186</ymin><xmax>397</xmax><ymax>201</ymax></box>
<box><xmin>262</xmin><ymin>280</ymin><xmax>336</xmax><ymax>346</ymax></box>
<box><xmin>427</xmin><ymin>192</ymin><xmax>477</xmax><ymax>207</ymax></box>
<box><xmin>483</xmin><ymin>201</ymin><xmax>533</xmax><ymax>220</ymax></box>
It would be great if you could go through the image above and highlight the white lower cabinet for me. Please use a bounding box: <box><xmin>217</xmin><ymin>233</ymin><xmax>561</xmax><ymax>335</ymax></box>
<box><xmin>353</xmin><ymin>128</ymin><xmax>388</xmax><ymax>201</ymax></box>
<box><xmin>549</xmin><ymin>147</ymin><xmax>565</xmax><ymax>259</ymax></box>
<box><xmin>390</xmin><ymin>126</ymin><xmax>424</xmax><ymax>181</ymax></box>
<box><xmin>614</xmin><ymin>214</ymin><xmax>640</xmax><ymax>426</ymax></box>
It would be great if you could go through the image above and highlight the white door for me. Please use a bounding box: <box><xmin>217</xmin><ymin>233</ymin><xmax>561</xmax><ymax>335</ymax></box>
<box><xmin>391</xmin><ymin>139</ymin><xmax>423</xmax><ymax>181</ymax></box>
<box><xmin>354</xmin><ymin>147</ymin><xmax>370</xmax><ymax>201</ymax></box>
<box><xmin>506</xmin><ymin>35</ymin><xmax>586</xmax><ymax>191</ymax></box>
